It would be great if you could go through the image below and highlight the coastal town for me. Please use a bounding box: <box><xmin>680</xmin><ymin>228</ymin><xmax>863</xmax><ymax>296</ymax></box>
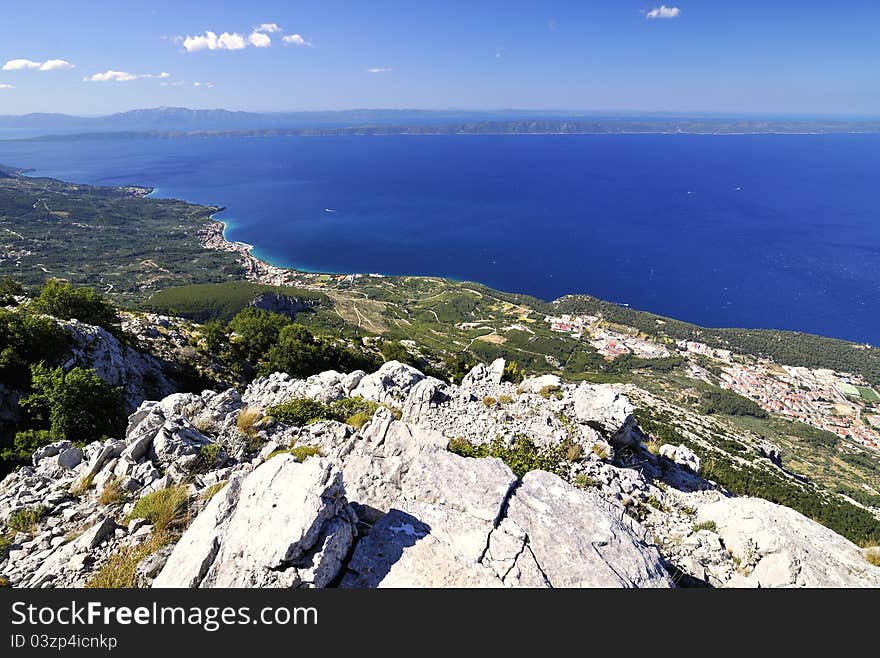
<box><xmin>546</xmin><ymin>313</ymin><xmax>880</xmax><ymax>451</ymax></box>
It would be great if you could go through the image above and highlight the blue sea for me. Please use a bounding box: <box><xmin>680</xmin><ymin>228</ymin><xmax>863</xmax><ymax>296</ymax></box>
<box><xmin>1</xmin><ymin>133</ymin><xmax>878</xmax><ymax>344</ymax></box>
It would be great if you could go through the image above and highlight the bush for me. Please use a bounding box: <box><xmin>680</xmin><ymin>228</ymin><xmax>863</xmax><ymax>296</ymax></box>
<box><xmin>32</xmin><ymin>279</ymin><xmax>119</xmax><ymax>330</ymax></box>
<box><xmin>482</xmin><ymin>396</ymin><xmax>497</xmax><ymax>408</ymax></box>
<box><xmin>259</xmin><ymin>323</ymin><xmax>379</xmax><ymax>379</ymax></box>
<box><xmin>693</xmin><ymin>521</ymin><xmax>718</xmax><ymax>533</ymax></box>
<box><xmin>0</xmin><ymin>275</ymin><xmax>24</xmax><ymax>305</ymax></box>
<box><xmin>0</xmin><ymin>429</ymin><xmax>52</xmax><ymax>466</ymax></box>
<box><xmin>7</xmin><ymin>505</ymin><xmax>46</xmax><ymax>534</ymax></box>
<box><xmin>574</xmin><ymin>474</ymin><xmax>596</xmax><ymax>489</ymax></box>
<box><xmin>539</xmin><ymin>385</ymin><xmax>563</xmax><ymax>400</ymax></box>
<box><xmin>268</xmin><ymin>398</ymin><xmax>334</xmax><ymax>427</ymax></box>
<box><xmin>0</xmin><ymin>309</ymin><xmax>70</xmax><ymax>389</ymax></box>
<box><xmin>291</xmin><ymin>446</ymin><xmax>321</xmax><ymax>462</ymax></box>
<box><xmin>447</xmin><ymin>435</ymin><xmax>566</xmax><ymax>478</ymax></box>
<box><xmin>228</xmin><ymin>308</ymin><xmax>292</xmax><ymax>364</ymax></box>
<box><xmin>331</xmin><ymin>397</ymin><xmax>380</xmax><ymax>428</ymax></box>
<box><xmin>20</xmin><ymin>365</ymin><xmax>126</xmax><ymax>444</ymax></box>
<box><xmin>195</xmin><ymin>444</ymin><xmax>224</xmax><ymax>472</ymax></box>
<box><xmin>127</xmin><ymin>486</ymin><xmax>190</xmax><ymax>533</ymax></box>
<box><xmin>502</xmin><ymin>361</ymin><xmax>524</xmax><ymax>384</ymax></box>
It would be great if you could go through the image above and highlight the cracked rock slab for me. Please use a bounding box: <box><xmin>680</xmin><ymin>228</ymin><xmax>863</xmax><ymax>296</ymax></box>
<box><xmin>487</xmin><ymin>471</ymin><xmax>673</xmax><ymax>588</ymax></box>
<box><xmin>153</xmin><ymin>456</ymin><xmax>356</xmax><ymax>588</ymax></box>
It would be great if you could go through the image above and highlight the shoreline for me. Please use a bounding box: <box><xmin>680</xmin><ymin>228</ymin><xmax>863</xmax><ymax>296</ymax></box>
<box><xmin>200</xmin><ymin>213</ymin><xmax>305</xmax><ymax>287</ymax></box>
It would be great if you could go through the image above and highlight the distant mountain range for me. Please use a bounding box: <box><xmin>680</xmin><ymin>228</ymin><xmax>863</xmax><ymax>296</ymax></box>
<box><xmin>3</xmin><ymin>107</ymin><xmax>880</xmax><ymax>140</ymax></box>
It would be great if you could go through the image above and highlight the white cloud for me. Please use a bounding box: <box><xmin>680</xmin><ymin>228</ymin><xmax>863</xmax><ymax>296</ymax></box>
<box><xmin>282</xmin><ymin>33</ymin><xmax>309</xmax><ymax>46</ymax></box>
<box><xmin>39</xmin><ymin>59</ymin><xmax>74</xmax><ymax>71</ymax></box>
<box><xmin>85</xmin><ymin>70</ymin><xmax>170</xmax><ymax>82</ymax></box>
<box><xmin>0</xmin><ymin>83</ymin><xmax>13</xmax><ymax>89</ymax></box>
<box><xmin>256</xmin><ymin>23</ymin><xmax>281</xmax><ymax>33</ymax></box>
<box><xmin>193</xmin><ymin>81</ymin><xmax>215</xmax><ymax>88</ymax></box>
<box><xmin>183</xmin><ymin>31</ymin><xmax>248</xmax><ymax>52</ymax></box>
<box><xmin>248</xmin><ymin>31</ymin><xmax>272</xmax><ymax>48</ymax></box>
<box><xmin>367</xmin><ymin>67</ymin><xmax>392</xmax><ymax>74</ymax></box>
<box><xmin>3</xmin><ymin>59</ymin><xmax>43</xmax><ymax>71</ymax></box>
<box><xmin>161</xmin><ymin>80</ymin><xmax>214</xmax><ymax>88</ymax></box>
<box><xmin>646</xmin><ymin>5</ymin><xmax>681</xmax><ymax>19</ymax></box>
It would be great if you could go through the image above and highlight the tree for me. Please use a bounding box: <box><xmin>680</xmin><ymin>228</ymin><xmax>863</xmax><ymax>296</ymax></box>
<box><xmin>259</xmin><ymin>324</ymin><xmax>379</xmax><ymax>378</ymax></box>
<box><xmin>0</xmin><ymin>309</ymin><xmax>70</xmax><ymax>389</ymax></box>
<box><xmin>227</xmin><ymin>308</ymin><xmax>291</xmax><ymax>364</ymax></box>
<box><xmin>20</xmin><ymin>365</ymin><xmax>126</xmax><ymax>444</ymax></box>
<box><xmin>0</xmin><ymin>429</ymin><xmax>52</xmax><ymax>466</ymax></box>
<box><xmin>0</xmin><ymin>276</ymin><xmax>24</xmax><ymax>306</ymax></box>
<box><xmin>32</xmin><ymin>280</ymin><xmax>119</xmax><ymax>330</ymax></box>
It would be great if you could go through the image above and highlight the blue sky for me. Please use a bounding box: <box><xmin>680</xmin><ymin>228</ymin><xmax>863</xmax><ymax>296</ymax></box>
<box><xmin>1</xmin><ymin>0</ymin><xmax>878</xmax><ymax>116</ymax></box>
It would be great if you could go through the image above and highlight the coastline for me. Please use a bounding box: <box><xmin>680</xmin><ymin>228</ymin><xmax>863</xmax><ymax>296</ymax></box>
<box><xmin>200</xmin><ymin>213</ymin><xmax>304</xmax><ymax>287</ymax></box>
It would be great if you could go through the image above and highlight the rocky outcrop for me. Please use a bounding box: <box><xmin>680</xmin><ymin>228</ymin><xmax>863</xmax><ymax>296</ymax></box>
<box><xmin>3</xmin><ymin>358</ymin><xmax>879</xmax><ymax>590</ymax></box>
<box><xmin>61</xmin><ymin>319</ymin><xmax>175</xmax><ymax>411</ymax></box>
<box><xmin>248</xmin><ymin>292</ymin><xmax>312</xmax><ymax>319</ymax></box>
<box><xmin>696</xmin><ymin>497</ymin><xmax>880</xmax><ymax>588</ymax></box>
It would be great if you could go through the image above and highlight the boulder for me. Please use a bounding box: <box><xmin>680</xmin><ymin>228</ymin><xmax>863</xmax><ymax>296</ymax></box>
<box><xmin>153</xmin><ymin>457</ymin><xmax>356</xmax><ymax>588</ymax></box>
<box><xmin>659</xmin><ymin>444</ymin><xmax>701</xmax><ymax>473</ymax></box>
<box><xmin>351</xmin><ymin>361</ymin><xmax>425</xmax><ymax>405</ymax></box>
<box><xmin>572</xmin><ymin>384</ymin><xmax>640</xmax><ymax>445</ymax></box>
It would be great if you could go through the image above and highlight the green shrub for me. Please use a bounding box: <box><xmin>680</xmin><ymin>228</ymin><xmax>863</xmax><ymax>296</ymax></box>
<box><xmin>228</xmin><ymin>307</ymin><xmax>292</xmax><ymax>364</ymax></box>
<box><xmin>331</xmin><ymin>397</ymin><xmax>379</xmax><ymax>422</ymax></box>
<box><xmin>482</xmin><ymin>396</ymin><xmax>497</xmax><ymax>408</ymax></box>
<box><xmin>7</xmin><ymin>505</ymin><xmax>46</xmax><ymax>534</ymax></box>
<box><xmin>195</xmin><ymin>444</ymin><xmax>224</xmax><ymax>472</ymax></box>
<box><xmin>268</xmin><ymin>398</ymin><xmax>334</xmax><ymax>427</ymax></box>
<box><xmin>502</xmin><ymin>361</ymin><xmax>524</xmax><ymax>384</ymax></box>
<box><xmin>0</xmin><ymin>308</ymin><xmax>70</xmax><ymax>390</ymax></box>
<box><xmin>499</xmin><ymin>395</ymin><xmax>514</xmax><ymax>405</ymax></box>
<box><xmin>291</xmin><ymin>446</ymin><xmax>321</xmax><ymax>462</ymax></box>
<box><xmin>0</xmin><ymin>429</ymin><xmax>52</xmax><ymax>466</ymax></box>
<box><xmin>32</xmin><ymin>279</ymin><xmax>119</xmax><ymax>330</ymax></box>
<box><xmin>693</xmin><ymin>521</ymin><xmax>718</xmax><ymax>533</ymax></box>
<box><xmin>0</xmin><ymin>275</ymin><xmax>24</xmax><ymax>306</ymax></box>
<box><xmin>20</xmin><ymin>365</ymin><xmax>126</xmax><ymax>445</ymax></box>
<box><xmin>539</xmin><ymin>385</ymin><xmax>563</xmax><ymax>400</ymax></box>
<box><xmin>259</xmin><ymin>323</ymin><xmax>379</xmax><ymax>379</ymax></box>
<box><xmin>127</xmin><ymin>486</ymin><xmax>190</xmax><ymax>533</ymax></box>
<box><xmin>447</xmin><ymin>435</ymin><xmax>566</xmax><ymax>479</ymax></box>
<box><xmin>574</xmin><ymin>474</ymin><xmax>596</xmax><ymax>489</ymax></box>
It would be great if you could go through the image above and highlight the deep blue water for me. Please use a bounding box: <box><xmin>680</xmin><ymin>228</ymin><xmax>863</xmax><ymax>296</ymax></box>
<box><xmin>1</xmin><ymin>134</ymin><xmax>878</xmax><ymax>344</ymax></box>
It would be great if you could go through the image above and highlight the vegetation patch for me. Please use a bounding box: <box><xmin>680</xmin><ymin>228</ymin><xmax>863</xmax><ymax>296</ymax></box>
<box><xmin>7</xmin><ymin>505</ymin><xmax>47</xmax><ymax>534</ymax></box>
<box><xmin>693</xmin><ymin>521</ymin><xmax>718</xmax><ymax>533</ymax></box>
<box><xmin>127</xmin><ymin>486</ymin><xmax>190</xmax><ymax>533</ymax></box>
<box><xmin>85</xmin><ymin>532</ymin><xmax>170</xmax><ymax>589</ymax></box>
<box><xmin>98</xmin><ymin>478</ymin><xmax>126</xmax><ymax>507</ymax></box>
<box><xmin>447</xmin><ymin>435</ymin><xmax>567</xmax><ymax>478</ymax></box>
